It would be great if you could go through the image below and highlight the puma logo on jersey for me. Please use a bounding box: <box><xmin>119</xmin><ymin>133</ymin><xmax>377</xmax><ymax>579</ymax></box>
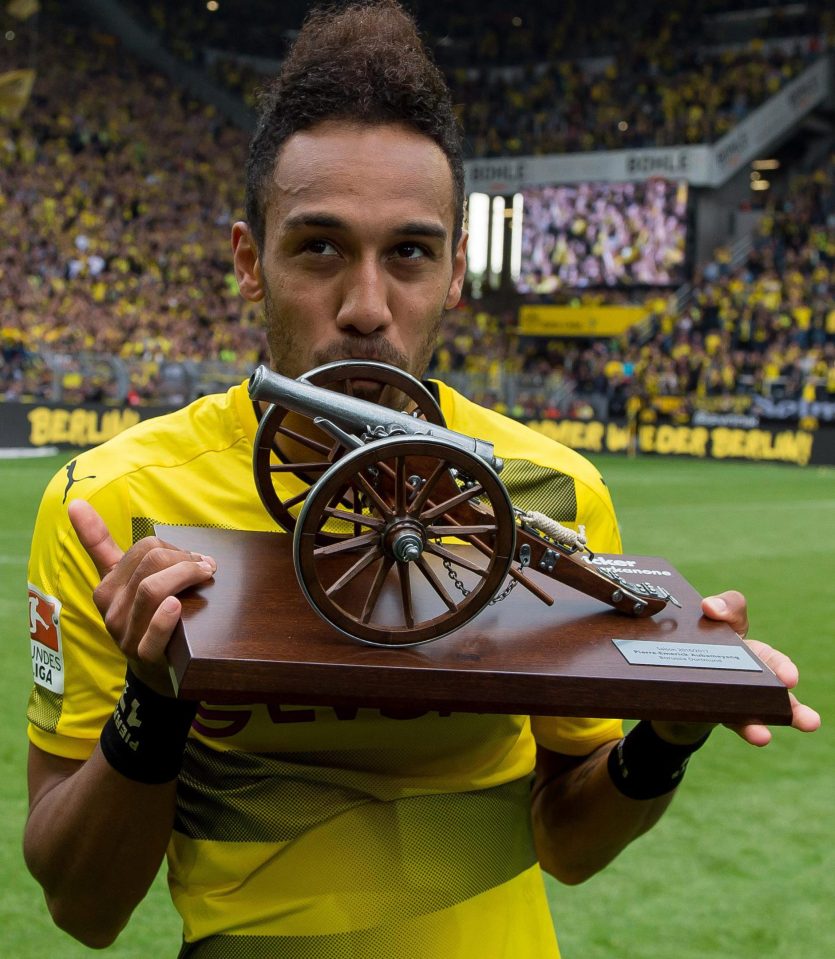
<box><xmin>63</xmin><ymin>460</ymin><xmax>96</xmax><ymax>504</ymax></box>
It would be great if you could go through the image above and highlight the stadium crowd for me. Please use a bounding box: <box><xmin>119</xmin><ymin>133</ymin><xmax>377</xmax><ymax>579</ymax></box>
<box><xmin>0</xmin><ymin>6</ymin><xmax>264</xmax><ymax>405</ymax></box>
<box><xmin>0</xmin><ymin>0</ymin><xmax>832</xmax><ymax>420</ymax></box>
<box><xmin>429</xmin><ymin>148</ymin><xmax>835</xmax><ymax>422</ymax></box>
<box><xmin>124</xmin><ymin>0</ymin><xmax>833</xmax><ymax>155</ymax></box>
<box><xmin>205</xmin><ymin>19</ymin><xmax>826</xmax><ymax>156</ymax></box>
<box><xmin>457</xmin><ymin>40</ymin><xmax>818</xmax><ymax>157</ymax></box>
<box><xmin>517</xmin><ymin>179</ymin><xmax>689</xmax><ymax>292</ymax></box>
<box><xmin>122</xmin><ymin>0</ymin><xmax>830</xmax><ymax>67</ymax></box>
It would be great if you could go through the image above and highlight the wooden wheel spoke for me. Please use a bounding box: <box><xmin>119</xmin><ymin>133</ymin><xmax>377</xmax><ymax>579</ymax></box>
<box><xmin>322</xmin><ymin>506</ymin><xmax>385</xmax><ymax>528</ymax></box>
<box><xmin>396</xmin><ymin>561</ymin><xmax>415</xmax><ymax>628</ymax></box>
<box><xmin>414</xmin><ymin>556</ymin><xmax>457</xmax><ymax>611</ymax></box>
<box><xmin>397</xmin><ymin>563</ymin><xmax>415</xmax><ymax>629</ymax></box>
<box><xmin>275</xmin><ymin>423</ymin><xmax>332</xmax><ymax>456</ymax></box>
<box><xmin>324</xmin><ymin>544</ymin><xmax>383</xmax><ymax>596</ymax></box>
<box><xmin>257</xmin><ymin>366</ymin><xmax>446</xmax><ymax>551</ymax></box>
<box><xmin>327</xmin><ymin>440</ymin><xmax>343</xmax><ymax>462</ymax></box>
<box><xmin>356</xmin><ymin>470</ymin><xmax>395</xmax><ymax>518</ymax></box>
<box><xmin>310</xmin><ymin>483</ymin><xmax>355</xmax><ymax>533</ymax></box>
<box><xmin>407</xmin><ymin>459</ymin><xmax>449</xmax><ymax>516</ymax></box>
<box><xmin>270</xmin><ymin>461</ymin><xmax>330</xmax><ymax>473</ymax></box>
<box><xmin>314</xmin><ymin>531</ymin><xmax>381</xmax><ymax>556</ymax></box>
<box><xmin>395</xmin><ymin>456</ymin><xmax>407</xmax><ymax>513</ymax></box>
<box><xmin>423</xmin><ymin>541</ymin><xmax>490</xmax><ymax>576</ymax></box>
<box><xmin>420</xmin><ymin>482</ymin><xmax>485</xmax><ymax>521</ymax></box>
<box><xmin>282</xmin><ymin>489</ymin><xmax>309</xmax><ymax>509</ymax></box>
<box><xmin>360</xmin><ymin>556</ymin><xmax>394</xmax><ymax>623</ymax></box>
<box><xmin>425</xmin><ymin>523</ymin><xmax>497</xmax><ymax>537</ymax></box>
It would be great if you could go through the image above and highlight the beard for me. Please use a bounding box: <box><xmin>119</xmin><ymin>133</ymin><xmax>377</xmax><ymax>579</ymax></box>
<box><xmin>262</xmin><ymin>289</ymin><xmax>443</xmax><ymax>391</ymax></box>
<box><xmin>309</xmin><ymin>334</ymin><xmax>411</xmax><ymax>371</ymax></box>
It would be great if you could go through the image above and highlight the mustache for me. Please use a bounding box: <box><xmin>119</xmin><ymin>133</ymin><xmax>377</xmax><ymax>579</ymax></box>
<box><xmin>311</xmin><ymin>336</ymin><xmax>409</xmax><ymax>370</ymax></box>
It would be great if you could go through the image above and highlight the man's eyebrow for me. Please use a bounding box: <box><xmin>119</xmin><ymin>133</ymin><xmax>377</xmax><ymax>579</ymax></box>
<box><xmin>396</xmin><ymin>221</ymin><xmax>448</xmax><ymax>241</ymax></box>
<box><xmin>281</xmin><ymin>212</ymin><xmax>447</xmax><ymax>241</ymax></box>
<box><xmin>282</xmin><ymin>212</ymin><xmax>345</xmax><ymax>231</ymax></box>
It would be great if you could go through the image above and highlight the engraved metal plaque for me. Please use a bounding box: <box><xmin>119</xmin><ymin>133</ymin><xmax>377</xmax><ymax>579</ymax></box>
<box><xmin>613</xmin><ymin>639</ymin><xmax>763</xmax><ymax>671</ymax></box>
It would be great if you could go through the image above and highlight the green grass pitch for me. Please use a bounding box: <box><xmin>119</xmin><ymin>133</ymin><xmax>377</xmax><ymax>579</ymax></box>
<box><xmin>1</xmin><ymin>452</ymin><xmax>832</xmax><ymax>957</ymax></box>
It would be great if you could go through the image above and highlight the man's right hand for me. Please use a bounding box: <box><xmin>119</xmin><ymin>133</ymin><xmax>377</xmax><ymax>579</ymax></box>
<box><xmin>67</xmin><ymin>500</ymin><xmax>216</xmax><ymax>693</ymax></box>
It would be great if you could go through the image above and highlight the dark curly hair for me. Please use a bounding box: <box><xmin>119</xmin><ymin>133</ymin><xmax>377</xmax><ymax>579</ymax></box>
<box><xmin>244</xmin><ymin>0</ymin><xmax>464</xmax><ymax>254</ymax></box>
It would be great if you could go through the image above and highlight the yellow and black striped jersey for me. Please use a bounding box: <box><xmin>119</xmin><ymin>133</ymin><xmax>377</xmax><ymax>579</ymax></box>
<box><xmin>27</xmin><ymin>379</ymin><xmax>623</xmax><ymax>958</ymax></box>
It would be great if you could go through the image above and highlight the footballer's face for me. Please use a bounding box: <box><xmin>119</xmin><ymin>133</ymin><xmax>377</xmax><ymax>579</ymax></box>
<box><xmin>232</xmin><ymin>120</ymin><xmax>467</xmax><ymax>395</ymax></box>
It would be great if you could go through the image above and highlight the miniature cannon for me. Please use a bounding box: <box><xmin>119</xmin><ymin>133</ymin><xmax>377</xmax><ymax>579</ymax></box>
<box><xmin>249</xmin><ymin>361</ymin><xmax>679</xmax><ymax>647</ymax></box>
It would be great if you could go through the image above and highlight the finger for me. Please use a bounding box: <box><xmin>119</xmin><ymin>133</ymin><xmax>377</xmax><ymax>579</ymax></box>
<box><xmin>113</xmin><ymin>549</ymin><xmax>216</xmax><ymax>639</ymax></box>
<box><xmin>112</xmin><ymin>537</ymin><xmax>214</xmax><ymax>590</ymax></box>
<box><xmin>787</xmin><ymin>692</ymin><xmax>822</xmax><ymax>733</ymax></box>
<box><xmin>116</xmin><ymin>558</ymin><xmax>215</xmax><ymax>658</ymax></box>
<box><xmin>701</xmin><ymin>589</ymin><xmax>749</xmax><ymax>638</ymax></box>
<box><xmin>743</xmin><ymin>641</ymin><xmax>820</xmax><ymax>729</ymax></box>
<box><xmin>744</xmin><ymin>640</ymin><xmax>799</xmax><ymax>688</ymax></box>
<box><xmin>68</xmin><ymin>499</ymin><xmax>124</xmax><ymax>578</ymax></box>
<box><xmin>93</xmin><ymin>538</ymin><xmax>216</xmax><ymax>622</ymax></box>
<box><xmin>725</xmin><ymin>722</ymin><xmax>771</xmax><ymax>747</ymax></box>
<box><xmin>122</xmin><ymin>546</ymin><xmax>216</xmax><ymax>608</ymax></box>
<box><xmin>135</xmin><ymin>595</ymin><xmax>184</xmax><ymax>665</ymax></box>
<box><xmin>726</xmin><ymin>693</ymin><xmax>821</xmax><ymax>746</ymax></box>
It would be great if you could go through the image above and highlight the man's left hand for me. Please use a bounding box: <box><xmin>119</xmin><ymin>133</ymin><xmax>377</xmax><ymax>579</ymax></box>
<box><xmin>699</xmin><ymin>589</ymin><xmax>821</xmax><ymax>746</ymax></box>
<box><xmin>651</xmin><ymin>590</ymin><xmax>820</xmax><ymax>746</ymax></box>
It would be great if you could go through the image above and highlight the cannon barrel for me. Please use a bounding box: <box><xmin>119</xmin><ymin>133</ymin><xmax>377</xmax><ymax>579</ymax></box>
<box><xmin>249</xmin><ymin>364</ymin><xmax>502</xmax><ymax>473</ymax></box>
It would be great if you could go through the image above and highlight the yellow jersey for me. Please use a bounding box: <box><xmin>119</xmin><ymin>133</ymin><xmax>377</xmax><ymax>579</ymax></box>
<box><xmin>27</xmin><ymin>380</ymin><xmax>623</xmax><ymax>958</ymax></box>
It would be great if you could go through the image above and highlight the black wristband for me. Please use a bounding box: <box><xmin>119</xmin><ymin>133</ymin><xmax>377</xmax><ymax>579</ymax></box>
<box><xmin>607</xmin><ymin>720</ymin><xmax>710</xmax><ymax>800</ymax></box>
<box><xmin>99</xmin><ymin>667</ymin><xmax>198</xmax><ymax>784</ymax></box>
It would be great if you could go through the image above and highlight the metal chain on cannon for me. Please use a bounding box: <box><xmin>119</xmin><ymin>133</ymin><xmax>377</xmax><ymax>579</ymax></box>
<box><xmin>441</xmin><ymin>556</ymin><xmax>520</xmax><ymax>604</ymax></box>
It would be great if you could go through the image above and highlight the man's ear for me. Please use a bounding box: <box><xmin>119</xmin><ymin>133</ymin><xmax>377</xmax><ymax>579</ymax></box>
<box><xmin>445</xmin><ymin>230</ymin><xmax>468</xmax><ymax>310</ymax></box>
<box><xmin>231</xmin><ymin>221</ymin><xmax>265</xmax><ymax>303</ymax></box>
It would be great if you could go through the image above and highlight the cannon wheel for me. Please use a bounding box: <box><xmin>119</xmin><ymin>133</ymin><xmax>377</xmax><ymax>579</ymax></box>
<box><xmin>253</xmin><ymin>361</ymin><xmax>445</xmax><ymax>541</ymax></box>
<box><xmin>293</xmin><ymin>435</ymin><xmax>516</xmax><ymax>647</ymax></box>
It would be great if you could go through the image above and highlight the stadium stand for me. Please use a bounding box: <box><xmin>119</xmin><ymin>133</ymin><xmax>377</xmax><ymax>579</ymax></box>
<box><xmin>1</xmin><ymin>0</ymin><xmax>833</xmax><ymax>452</ymax></box>
<box><xmin>0</xmin><ymin>1</ymin><xmax>265</xmax><ymax>404</ymax></box>
<box><xmin>121</xmin><ymin>0</ymin><xmax>832</xmax><ymax>154</ymax></box>
<box><xmin>426</xmin><ymin>151</ymin><xmax>835</xmax><ymax>423</ymax></box>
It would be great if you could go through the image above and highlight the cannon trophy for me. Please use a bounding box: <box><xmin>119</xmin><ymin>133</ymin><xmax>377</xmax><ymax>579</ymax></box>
<box><xmin>249</xmin><ymin>360</ymin><xmax>680</xmax><ymax>648</ymax></box>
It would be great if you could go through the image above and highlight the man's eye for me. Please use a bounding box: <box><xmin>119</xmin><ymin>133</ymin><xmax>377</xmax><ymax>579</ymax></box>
<box><xmin>306</xmin><ymin>239</ymin><xmax>339</xmax><ymax>256</ymax></box>
<box><xmin>395</xmin><ymin>243</ymin><xmax>428</xmax><ymax>260</ymax></box>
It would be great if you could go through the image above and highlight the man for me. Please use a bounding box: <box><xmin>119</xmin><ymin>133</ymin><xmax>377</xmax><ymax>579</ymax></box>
<box><xmin>23</xmin><ymin>2</ymin><xmax>818</xmax><ymax>957</ymax></box>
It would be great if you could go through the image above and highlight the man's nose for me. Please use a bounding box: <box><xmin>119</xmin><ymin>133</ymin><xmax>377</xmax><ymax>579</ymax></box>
<box><xmin>335</xmin><ymin>259</ymin><xmax>392</xmax><ymax>335</ymax></box>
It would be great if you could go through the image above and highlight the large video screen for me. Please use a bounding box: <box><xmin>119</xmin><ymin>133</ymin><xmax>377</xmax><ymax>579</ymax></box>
<box><xmin>517</xmin><ymin>178</ymin><xmax>689</xmax><ymax>292</ymax></box>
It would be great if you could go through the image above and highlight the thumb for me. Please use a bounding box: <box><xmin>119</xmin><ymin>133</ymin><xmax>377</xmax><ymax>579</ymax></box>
<box><xmin>68</xmin><ymin>499</ymin><xmax>124</xmax><ymax>579</ymax></box>
<box><xmin>701</xmin><ymin>589</ymin><xmax>749</xmax><ymax>639</ymax></box>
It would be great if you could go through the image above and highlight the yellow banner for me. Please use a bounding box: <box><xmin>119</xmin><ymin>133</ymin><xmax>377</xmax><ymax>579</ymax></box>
<box><xmin>527</xmin><ymin>419</ymin><xmax>816</xmax><ymax>466</ymax></box>
<box><xmin>517</xmin><ymin>304</ymin><xmax>649</xmax><ymax>338</ymax></box>
<box><xmin>0</xmin><ymin>68</ymin><xmax>35</xmax><ymax>120</ymax></box>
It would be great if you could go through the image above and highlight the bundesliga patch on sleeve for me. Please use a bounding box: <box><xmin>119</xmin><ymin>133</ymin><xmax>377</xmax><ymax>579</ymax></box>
<box><xmin>28</xmin><ymin>584</ymin><xmax>65</xmax><ymax>694</ymax></box>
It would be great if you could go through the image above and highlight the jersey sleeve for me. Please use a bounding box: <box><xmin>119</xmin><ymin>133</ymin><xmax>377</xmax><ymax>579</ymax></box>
<box><xmin>529</xmin><ymin>714</ymin><xmax>622</xmax><ymax>755</ymax></box>
<box><xmin>26</xmin><ymin>456</ymin><xmax>132</xmax><ymax>760</ymax></box>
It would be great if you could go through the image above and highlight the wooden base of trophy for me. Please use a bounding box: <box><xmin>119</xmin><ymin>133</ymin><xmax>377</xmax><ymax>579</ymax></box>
<box><xmin>161</xmin><ymin>526</ymin><xmax>792</xmax><ymax>726</ymax></box>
